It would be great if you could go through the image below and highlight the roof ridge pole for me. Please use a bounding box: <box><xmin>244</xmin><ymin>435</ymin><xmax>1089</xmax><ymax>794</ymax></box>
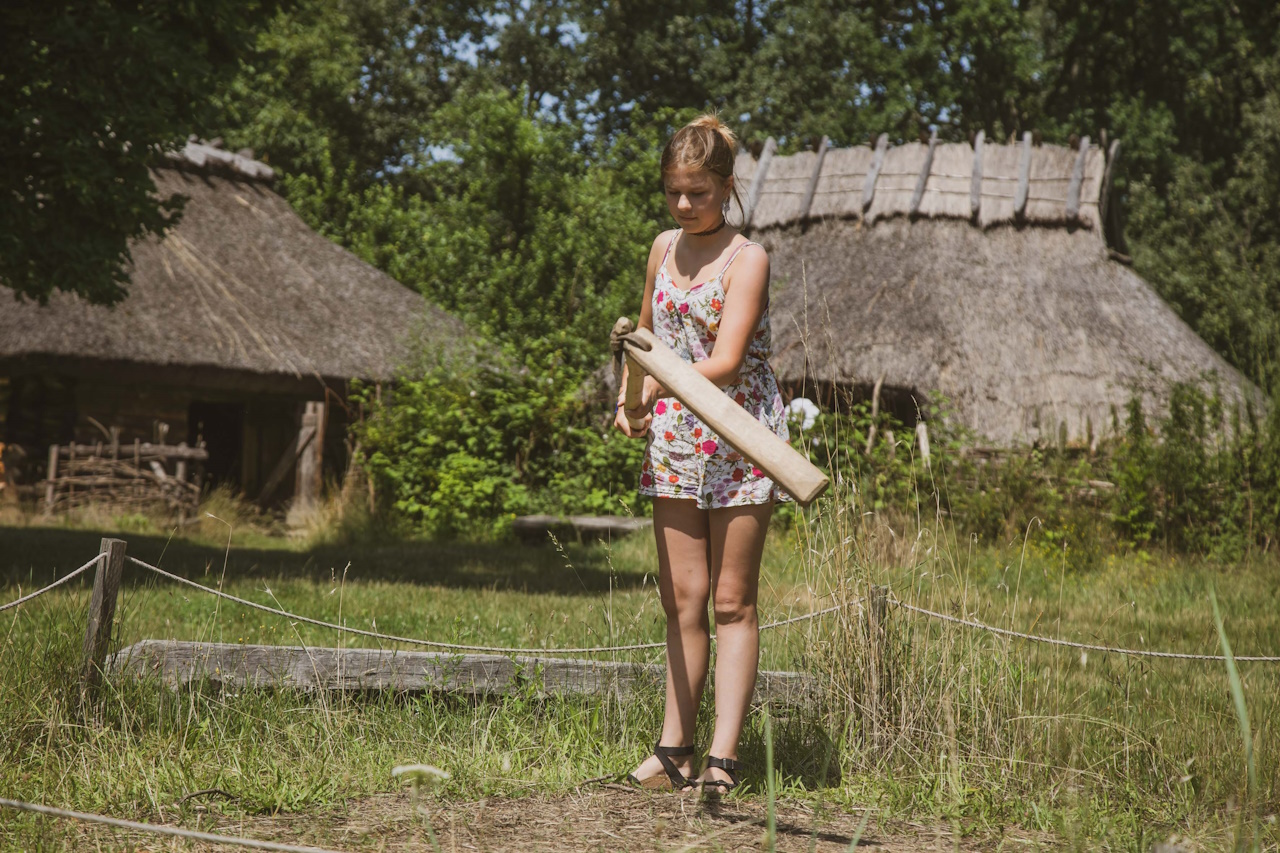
<box><xmin>909</xmin><ymin>128</ymin><xmax>939</xmax><ymax>218</ymax></box>
<box><xmin>742</xmin><ymin>137</ymin><xmax>777</xmax><ymax>231</ymax></box>
<box><xmin>1065</xmin><ymin>135</ymin><xmax>1091</xmax><ymax>223</ymax></box>
<box><xmin>862</xmin><ymin>133</ymin><xmax>889</xmax><ymax>215</ymax></box>
<box><xmin>799</xmin><ymin>135</ymin><xmax>830</xmax><ymax>224</ymax></box>
<box><xmin>1013</xmin><ymin>131</ymin><xmax>1033</xmax><ymax>223</ymax></box>
<box><xmin>969</xmin><ymin>130</ymin><xmax>985</xmax><ymax>222</ymax></box>
<box><xmin>1099</xmin><ymin>138</ymin><xmax>1122</xmax><ymax>239</ymax></box>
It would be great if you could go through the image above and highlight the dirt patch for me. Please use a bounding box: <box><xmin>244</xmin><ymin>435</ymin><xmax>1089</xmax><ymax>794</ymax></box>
<box><xmin>70</xmin><ymin>788</ymin><xmax>1051</xmax><ymax>851</ymax></box>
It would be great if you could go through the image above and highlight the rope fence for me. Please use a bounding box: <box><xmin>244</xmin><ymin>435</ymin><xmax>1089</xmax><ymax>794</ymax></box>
<box><xmin>130</xmin><ymin>555</ymin><xmax>851</xmax><ymax>655</ymax></box>
<box><xmin>0</xmin><ymin>797</ymin><xmax>348</xmax><ymax>853</ymax></box>
<box><xmin>7</xmin><ymin>539</ymin><xmax>1280</xmax><ymax>667</ymax></box>
<box><xmin>891</xmin><ymin>597</ymin><xmax>1280</xmax><ymax>663</ymax></box>
<box><xmin>0</xmin><ymin>554</ymin><xmax>101</xmax><ymax>613</ymax></box>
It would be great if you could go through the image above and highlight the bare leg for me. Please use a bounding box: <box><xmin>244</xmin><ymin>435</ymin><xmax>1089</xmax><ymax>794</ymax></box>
<box><xmin>700</xmin><ymin>501</ymin><xmax>772</xmax><ymax>785</ymax></box>
<box><xmin>630</xmin><ymin>497</ymin><xmax>710</xmax><ymax>784</ymax></box>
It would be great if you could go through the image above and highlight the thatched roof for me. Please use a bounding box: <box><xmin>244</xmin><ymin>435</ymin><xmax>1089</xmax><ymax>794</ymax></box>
<box><xmin>734</xmin><ymin>134</ymin><xmax>1260</xmax><ymax>444</ymax></box>
<box><xmin>0</xmin><ymin>141</ymin><xmax>463</xmax><ymax>389</ymax></box>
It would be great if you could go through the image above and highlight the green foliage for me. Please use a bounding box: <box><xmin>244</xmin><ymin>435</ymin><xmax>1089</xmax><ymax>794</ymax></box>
<box><xmin>791</xmin><ymin>384</ymin><xmax>1279</xmax><ymax>565</ymax></box>
<box><xmin>0</xmin><ymin>0</ymin><xmax>284</xmax><ymax>305</ymax></box>
<box><xmin>211</xmin><ymin>0</ymin><xmax>484</xmax><ymax>188</ymax></box>
<box><xmin>283</xmin><ymin>88</ymin><xmax>668</xmax><ymax>372</ymax></box>
<box><xmin>354</xmin><ymin>339</ymin><xmax>645</xmax><ymax>540</ymax></box>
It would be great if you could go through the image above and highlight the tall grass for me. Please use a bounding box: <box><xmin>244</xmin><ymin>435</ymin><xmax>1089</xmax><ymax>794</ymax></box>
<box><xmin>787</xmin><ymin>454</ymin><xmax>1280</xmax><ymax>846</ymax></box>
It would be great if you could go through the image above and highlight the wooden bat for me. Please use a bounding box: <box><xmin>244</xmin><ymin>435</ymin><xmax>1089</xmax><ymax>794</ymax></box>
<box><xmin>615</xmin><ymin>318</ymin><xmax>830</xmax><ymax>507</ymax></box>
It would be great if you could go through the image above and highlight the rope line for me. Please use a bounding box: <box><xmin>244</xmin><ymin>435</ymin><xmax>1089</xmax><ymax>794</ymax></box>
<box><xmin>125</xmin><ymin>554</ymin><xmax>1280</xmax><ymax>663</ymax></box>
<box><xmin>130</xmin><ymin>557</ymin><xmax>850</xmax><ymax>655</ymax></box>
<box><xmin>0</xmin><ymin>797</ymin><xmax>348</xmax><ymax>853</ymax></box>
<box><xmin>891</xmin><ymin>597</ymin><xmax>1280</xmax><ymax>662</ymax></box>
<box><xmin>1</xmin><ymin>555</ymin><xmax>101</xmax><ymax>613</ymax></box>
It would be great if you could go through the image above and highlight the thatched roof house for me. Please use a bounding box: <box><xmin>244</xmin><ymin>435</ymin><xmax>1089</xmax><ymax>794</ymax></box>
<box><xmin>733</xmin><ymin>133</ymin><xmax>1259</xmax><ymax>445</ymax></box>
<box><xmin>0</xmin><ymin>140</ymin><xmax>463</xmax><ymax>500</ymax></box>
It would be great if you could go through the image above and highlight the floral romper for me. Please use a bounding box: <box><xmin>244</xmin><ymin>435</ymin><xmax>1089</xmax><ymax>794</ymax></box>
<box><xmin>638</xmin><ymin>231</ymin><xmax>792</xmax><ymax>509</ymax></box>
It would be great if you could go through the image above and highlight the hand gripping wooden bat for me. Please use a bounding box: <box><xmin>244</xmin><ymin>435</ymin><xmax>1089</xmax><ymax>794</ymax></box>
<box><xmin>610</xmin><ymin>317</ymin><xmax>830</xmax><ymax>507</ymax></box>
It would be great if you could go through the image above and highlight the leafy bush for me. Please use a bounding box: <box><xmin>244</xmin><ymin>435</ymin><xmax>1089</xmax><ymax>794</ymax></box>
<box><xmin>354</xmin><ymin>337</ymin><xmax>645</xmax><ymax>540</ymax></box>
<box><xmin>787</xmin><ymin>383</ymin><xmax>1278</xmax><ymax>567</ymax></box>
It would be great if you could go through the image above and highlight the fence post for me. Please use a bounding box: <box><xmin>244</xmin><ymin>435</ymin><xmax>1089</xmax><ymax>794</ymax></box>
<box><xmin>80</xmin><ymin>538</ymin><xmax>127</xmax><ymax>699</ymax></box>
<box><xmin>866</xmin><ymin>584</ymin><xmax>889</xmax><ymax>747</ymax></box>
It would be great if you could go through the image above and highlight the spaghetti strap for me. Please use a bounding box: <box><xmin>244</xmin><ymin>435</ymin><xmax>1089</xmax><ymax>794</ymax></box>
<box><xmin>717</xmin><ymin>240</ymin><xmax>759</xmax><ymax>279</ymax></box>
<box><xmin>660</xmin><ymin>231</ymin><xmax>680</xmax><ymax>268</ymax></box>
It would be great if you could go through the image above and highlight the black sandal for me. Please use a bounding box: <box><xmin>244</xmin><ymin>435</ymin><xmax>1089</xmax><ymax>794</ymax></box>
<box><xmin>626</xmin><ymin>743</ymin><xmax>696</xmax><ymax>791</ymax></box>
<box><xmin>698</xmin><ymin>755</ymin><xmax>741</xmax><ymax>798</ymax></box>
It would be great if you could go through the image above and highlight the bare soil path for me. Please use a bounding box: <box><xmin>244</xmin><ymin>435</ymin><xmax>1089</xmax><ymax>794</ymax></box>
<box><xmin>72</xmin><ymin>789</ymin><xmax>1052</xmax><ymax>852</ymax></box>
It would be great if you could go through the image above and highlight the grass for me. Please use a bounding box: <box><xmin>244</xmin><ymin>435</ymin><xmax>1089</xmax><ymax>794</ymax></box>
<box><xmin>3</xmin><ymin>496</ymin><xmax>1280</xmax><ymax>851</ymax></box>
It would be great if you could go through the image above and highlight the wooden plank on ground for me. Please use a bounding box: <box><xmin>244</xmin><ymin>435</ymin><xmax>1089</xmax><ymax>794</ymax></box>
<box><xmin>111</xmin><ymin>640</ymin><xmax>818</xmax><ymax>707</ymax></box>
<box><xmin>512</xmin><ymin>515</ymin><xmax>652</xmax><ymax>545</ymax></box>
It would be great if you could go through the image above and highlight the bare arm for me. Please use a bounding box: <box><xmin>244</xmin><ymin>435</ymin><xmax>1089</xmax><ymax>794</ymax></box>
<box><xmin>614</xmin><ymin>231</ymin><xmax>676</xmax><ymax>436</ymax></box>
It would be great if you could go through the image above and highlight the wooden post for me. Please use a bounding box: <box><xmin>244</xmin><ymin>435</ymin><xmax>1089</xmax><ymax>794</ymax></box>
<box><xmin>969</xmin><ymin>130</ymin><xmax>984</xmax><ymax>221</ymax></box>
<box><xmin>861</xmin><ymin>133</ymin><xmax>889</xmax><ymax>213</ymax></box>
<box><xmin>45</xmin><ymin>443</ymin><xmax>58</xmax><ymax>511</ymax></box>
<box><xmin>798</xmin><ymin>135</ymin><xmax>829</xmax><ymax>222</ymax></box>
<box><xmin>1013</xmin><ymin>131</ymin><xmax>1032</xmax><ymax>222</ymax></box>
<box><xmin>742</xmin><ymin>137</ymin><xmax>777</xmax><ymax>230</ymax></box>
<box><xmin>1065</xmin><ymin>135</ymin><xmax>1091</xmax><ymax>222</ymax></box>
<box><xmin>916</xmin><ymin>421</ymin><xmax>931</xmax><ymax>469</ymax></box>
<box><xmin>908</xmin><ymin>128</ymin><xmax>938</xmax><ymax>217</ymax></box>
<box><xmin>864</xmin><ymin>376</ymin><xmax>883</xmax><ymax>455</ymax></box>
<box><xmin>175</xmin><ymin>442</ymin><xmax>189</xmax><ymax>524</ymax></box>
<box><xmin>866</xmin><ymin>584</ymin><xmax>889</xmax><ymax>746</ymax></box>
<box><xmin>81</xmin><ymin>538</ymin><xmax>127</xmax><ymax>698</ymax></box>
<box><xmin>289</xmin><ymin>401</ymin><xmax>326</xmax><ymax>524</ymax></box>
<box><xmin>133</xmin><ymin>438</ymin><xmax>141</xmax><ymax>502</ymax></box>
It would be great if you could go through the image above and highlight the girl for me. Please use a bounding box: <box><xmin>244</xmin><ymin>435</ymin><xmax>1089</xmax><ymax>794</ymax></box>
<box><xmin>614</xmin><ymin>114</ymin><xmax>791</xmax><ymax>794</ymax></box>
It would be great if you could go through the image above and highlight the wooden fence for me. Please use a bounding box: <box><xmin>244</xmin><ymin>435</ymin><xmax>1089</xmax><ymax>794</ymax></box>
<box><xmin>43</xmin><ymin>437</ymin><xmax>207</xmax><ymax>519</ymax></box>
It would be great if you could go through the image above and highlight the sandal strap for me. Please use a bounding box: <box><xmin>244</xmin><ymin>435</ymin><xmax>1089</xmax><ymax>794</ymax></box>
<box><xmin>705</xmin><ymin>755</ymin><xmax>740</xmax><ymax>783</ymax></box>
<box><xmin>654</xmin><ymin>743</ymin><xmax>695</xmax><ymax>789</ymax></box>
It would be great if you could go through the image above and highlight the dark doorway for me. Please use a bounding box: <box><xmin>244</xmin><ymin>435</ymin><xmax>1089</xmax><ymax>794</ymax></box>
<box><xmin>188</xmin><ymin>401</ymin><xmax>244</xmax><ymax>490</ymax></box>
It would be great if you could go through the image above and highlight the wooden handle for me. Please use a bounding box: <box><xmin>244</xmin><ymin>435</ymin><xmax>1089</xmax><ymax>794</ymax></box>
<box><xmin>621</xmin><ymin>327</ymin><xmax>829</xmax><ymax>507</ymax></box>
<box><xmin>624</xmin><ymin>354</ymin><xmax>647</xmax><ymax>431</ymax></box>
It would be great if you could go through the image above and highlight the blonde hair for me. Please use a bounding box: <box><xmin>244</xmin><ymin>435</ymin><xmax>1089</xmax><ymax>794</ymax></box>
<box><xmin>661</xmin><ymin>114</ymin><xmax>741</xmax><ymax>213</ymax></box>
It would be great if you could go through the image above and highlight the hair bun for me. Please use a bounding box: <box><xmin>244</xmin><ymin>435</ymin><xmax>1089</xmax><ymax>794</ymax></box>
<box><xmin>689</xmin><ymin>113</ymin><xmax>736</xmax><ymax>148</ymax></box>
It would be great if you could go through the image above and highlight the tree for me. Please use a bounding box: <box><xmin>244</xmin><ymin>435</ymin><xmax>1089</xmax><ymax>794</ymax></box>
<box><xmin>1</xmin><ymin>0</ymin><xmax>284</xmax><ymax>305</ymax></box>
<box><xmin>211</xmin><ymin>0</ymin><xmax>486</xmax><ymax>191</ymax></box>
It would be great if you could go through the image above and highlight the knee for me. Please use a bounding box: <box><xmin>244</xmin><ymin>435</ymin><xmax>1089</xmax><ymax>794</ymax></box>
<box><xmin>661</xmin><ymin>585</ymin><xmax>709</xmax><ymax>624</ymax></box>
<box><xmin>713</xmin><ymin>594</ymin><xmax>756</xmax><ymax>627</ymax></box>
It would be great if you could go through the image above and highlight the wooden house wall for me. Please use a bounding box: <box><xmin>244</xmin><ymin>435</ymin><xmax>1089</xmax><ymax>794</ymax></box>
<box><xmin>1</xmin><ymin>364</ymin><xmax>349</xmax><ymax>502</ymax></box>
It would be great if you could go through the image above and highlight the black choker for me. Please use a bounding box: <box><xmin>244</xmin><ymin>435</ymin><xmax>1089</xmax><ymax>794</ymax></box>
<box><xmin>688</xmin><ymin>218</ymin><xmax>726</xmax><ymax>237</ymax></box>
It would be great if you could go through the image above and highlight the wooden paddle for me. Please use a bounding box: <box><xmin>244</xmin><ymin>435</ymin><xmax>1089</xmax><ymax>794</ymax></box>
<box><xmin>612</xmin><ymin>317</ymin><xmax>829</xmax><ymax>507</ymax></box>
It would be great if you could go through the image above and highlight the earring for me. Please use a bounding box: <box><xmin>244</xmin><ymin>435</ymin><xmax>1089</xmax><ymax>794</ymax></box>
<box><xmin>721</xmin><ymin>197</ymin><xmax>731</xmax><ymax>218</ymax></box>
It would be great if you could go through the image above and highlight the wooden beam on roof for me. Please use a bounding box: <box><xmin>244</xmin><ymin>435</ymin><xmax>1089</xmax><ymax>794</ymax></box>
<box><xmin>1100</xmin><ymin>138</ymin><xmax>1122</xmax><ymax>239</ymax></box>
<box><xmin>1013</xmin><ymin>131</ymin><xmax>1033</xmax><ymax>222</ymax></box>
<box><xmin>798</xmin><ymin>135</ymin><xmax>829</xmax><ymax>222</ymax></box>
<box><xmin>1065</xmin><ymin>135</ymin><xmax>1091</xmax><ymax>222</ymax></box>
<box><xmin>969</xmin><ymin>130</ymin><xmax>985</xmax><ymax>221</ymax></box>
<box><xmin>862</xmin><ymin>134</ymin><xmax>889</xmax><ymax>213</ymax></box>
<box><xmin>909</xmin><ymin>129</ymin><xmax>939</xmax><ymax>217</ymax></box>
<box><xmin>742</xmin><ymin>137</ymin><xmax>777</xmax><ymax>230</ymax></box>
